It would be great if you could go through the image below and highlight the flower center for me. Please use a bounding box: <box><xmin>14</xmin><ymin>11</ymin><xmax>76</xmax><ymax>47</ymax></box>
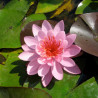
<box><xmin>40</xmin><ymin>36</ymin><xmax>63</xmax><ymax>58</ymax></box>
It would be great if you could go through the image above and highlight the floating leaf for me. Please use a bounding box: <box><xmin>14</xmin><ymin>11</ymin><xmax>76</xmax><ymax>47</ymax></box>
<box><xmin>0</xmin><ymin>49</ymin><xmax>28</xmax><ymax>87</ymax></box>
<box><xmin>0</xmin><ymin>0</ymin><xmax>30</xmax><ymax>48</ymax></box>
<box><xmin>76</xmin><ymin>0</ymin><xmax>98</xmax><ymax>14</ymax></box>
<box><xmin>70</xmin><ymin>12</ymin><xmax>98</xmax><ymax>56</ymax></box>
<box><xmin>35</xmin><ymin>74</ymin><xmax>79</xmax><ymax>98</ymax></box>
<box><xmin>66</xmin><ymin>78</ymin><xmax>98</xmax><ymax>98</ymax></box>
<box><xmin>35</xmin><ymin>0</ymin><xmax>63</xmax><ymax>13</ymax></box>
<box><xmin>0</xmin><ymin>87</ymin><xmax>51</xmax><ymax>98</ymax></box>
<box><xmin>0</xmin><ymin>0</ymin><xmax>46</xmax><ymax>48</ymax></box>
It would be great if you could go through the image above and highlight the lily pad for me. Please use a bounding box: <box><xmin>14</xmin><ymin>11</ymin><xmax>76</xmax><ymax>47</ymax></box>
<box><xmin>0</xmin><ymin>0</ymin><xmax>46</xmax><ymax>48</ymax></box>
<box><xmin>35</xmin><ymin>74</ymin><xmax>79</xmax><ymax>98</ymax></box>
<box><xmin>66</xmin><ymin>78</ymin><xmax>98</xmax><ymax>98</ymax></box>
<box><xmin>76</xmin><ymin>0</ymin><xmax>98</xmax><ymax>14</ymax></box>
<box><xmin>0</xmin><ymin>49</ymin><xmax>27</xmax><ymax>87</ymax></box>
<box><xmin>35</xmin><ymin>0</ymin><xmax>63</xmax><ymax>13</ymax></box>
<box><xmin>0</xmin><ymin>87</ymin><xmax>51</xmax><ymax>98</ymax></box>
<box><xmin>70</xmin><ymin>12</ymin><xmax>98</xmax><ymax>56</ymax></box>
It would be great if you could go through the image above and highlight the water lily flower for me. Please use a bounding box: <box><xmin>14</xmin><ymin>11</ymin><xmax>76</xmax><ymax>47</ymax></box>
<box><xmin>18</xmin><ymin>20</ymin><xmax>81</xmax><ymax>87</ymax></box>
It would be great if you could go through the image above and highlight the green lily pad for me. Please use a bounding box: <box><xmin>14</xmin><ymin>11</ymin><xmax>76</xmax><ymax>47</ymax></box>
<box><xmin>35</xmin><ymin>0</ymin><xmax>63</xmax><ymax>13</ymax></box>
<box><xmin>0</xmin><ymin>87</ymin><xmax>51</xmax><ymax>98</ymax></box>
<box><xmin>66</xmin><ymin>78</ymin><xmax>98</xmax><ymax>98</ymax></box>
<box><xmin>0</xmin><ymin>49</ymin><xmax>27</xmax><ymax>87</ymax></box>
<box><xmin>76</xmin><ymin>0</ymin><xmax>98</xmax><ymax>14</ymax></box>
<box><xmin>0</xmin><ymin>0</ymin><xmax>46</xmax><ymax>48</ymax></box>
<box><xmin>0</xmin><ymin>0</ymin><xmax>31</xmax><ymax>48</ymax></box>
<box><xmin>35</xmin><ymin>74</ymin><xmax>79</xmax><ymax>98</ymax></box>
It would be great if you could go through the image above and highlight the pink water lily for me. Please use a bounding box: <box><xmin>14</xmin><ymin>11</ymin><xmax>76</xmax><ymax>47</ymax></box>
<box><xmin>19</xmin><ymin>20</ymin><xmax>81</xmax><ymax>87</ymax></box>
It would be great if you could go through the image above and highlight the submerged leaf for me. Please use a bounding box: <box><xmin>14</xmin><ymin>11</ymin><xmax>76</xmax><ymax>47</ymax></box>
<box><xmin>45</xmin><ymin>0</ymin><xmax>82</xmax><ymax>32</ymax></box>
<box><xmin>50</xmin><ymin>0</ymin><xmax>73</xmax><ymax>18</ymax></box>
<box><xmin>0</xmin><ymin>54</ymin><xmax>6</xmax><ymax>65</ymax></box>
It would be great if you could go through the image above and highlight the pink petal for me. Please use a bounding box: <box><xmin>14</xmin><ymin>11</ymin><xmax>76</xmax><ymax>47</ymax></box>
<box><xmin>37</xmin><ymin>57</ymin><xmax>47</xmax><ymax>64</ymax></box>
<box><xmin>22</xmin><ymin>44</ymin><xmax>33</xmax><ymax>51</ymax></box>
<box><xmin>47</xmin><ymin>58</ymin><xmax>54</xmax><ymax>66</ymax></box>
<box><xmin>60</xmin><ymin>57</ymin><xmax>75</xmax><ymax>67</ymax></box>
<box><xmin>51</xmin><ymin>61</ymin><xmax>63</xmax><ymax>80</ymax></box>
<box><xmin>59</xmin><ymin>40</ymin><xmax>68</xmax><ymax>49</ymax></box>
<box><xmin>28</xmin><ymin>67</ymin><xmax>38</xmax><ymax>75</ymax></box>
<box><xmin>35</xmin><ymin>45</ymin><xmax>43</xmax><ymax>56</ymax></box>
<box><xmin>42</xmin><ymin>20</ymin><xmax>52</xmax><ymax>33</ymax></box>
<box><xmin>38</xmin><ymin>31</ymin><xmax>46</xmax><ymax>41</ymax></box>
<box><xmin>56</xmin><ymin>31</ymin><xmax>66</xmax><ymax>40</ymax></box>
<box><xmin>18</xmin><ymin>51</ymin><xmax>35</xmax><ymax>61</ymax></box>
<box><xmin>63</xmin><ymin>45</ymin><xmax>81</xmax><ymax>57</ymax></box>
<box><xmin>24</xmin><ymin>36</ymin><xmax>38</xmax><ymax>49</ymax></box>
<box><xmin>32</xmin><ymin>24</ymin><xmax>41</xmax><ymax>36</ymax></box>
<box><xmin>27</xmin><ymin>60</ymin><xmax>39</xmax><ymax>75</ymax></box>
<box><xmin>66</xmin><ymin>34</ymin><xmax>76</xmax><ymax>48</ymax></box>
<box><xmin>47</xmin><ymin>30</ymin><xmax>54</xmax><ymax>37</ymax></box>
<box><xmin>38</xmin><ymin>64</ymin><xmax>50</xmax><ymax>77</ymax></box>
<box><xmin>54</xmin><ymin>20</ymin><xmax>64</xmax><ymax>36</ymax></box>
<box><xmin>63</xmin><ymin>65</ymin><xmax>81</xmax><ymax>74</ymax></box>
<box><xmin>55</xmin><ymin>55</ymin><xmax>62</xmax><ymax>62</ymax></box>
<box><xmin>42</xmin><ymin>70</ymin><xmax>53</xmax><ymax>87</ymax></box>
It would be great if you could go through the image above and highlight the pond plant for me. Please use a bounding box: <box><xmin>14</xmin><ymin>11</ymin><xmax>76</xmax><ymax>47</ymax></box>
<box><xmin>0</xmin><ymin>0</ymin><xmax>98</xmax><ymax>98</ymax></box>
